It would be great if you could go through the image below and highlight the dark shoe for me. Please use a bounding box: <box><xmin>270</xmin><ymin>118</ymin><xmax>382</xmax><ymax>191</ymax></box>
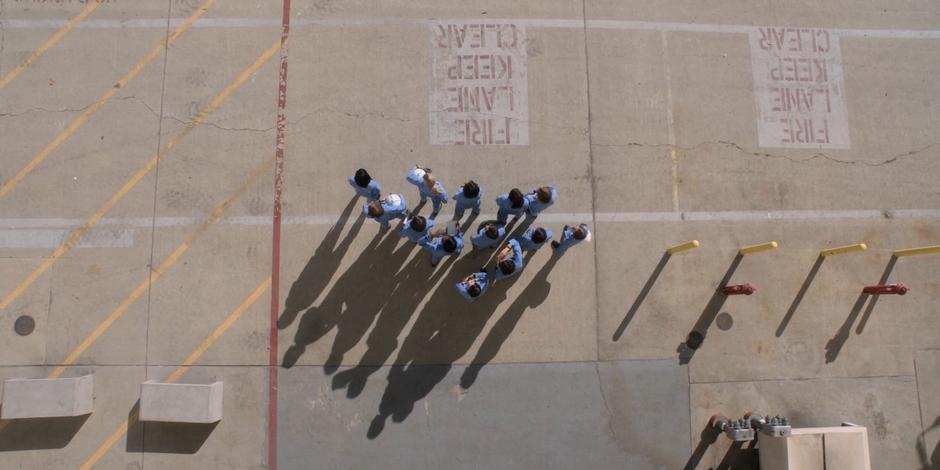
<box><xmin>551</xmin><ymin>241</ymin><xmax>560</xmax><ymax>249</ymax></box>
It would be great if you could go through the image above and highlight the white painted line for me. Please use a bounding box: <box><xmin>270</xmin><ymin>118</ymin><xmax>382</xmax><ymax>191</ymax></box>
<box><xmin>0</xmin><ymin>229</ymin><xmax>133</xmax><ymax>249</ymax></box>
<box><xmin>2</xmin><ymin>17</ymin><xmax>938</xmax><ymax>39</ymax></box>
<box><xmin>0</xmin><ymin>209</ymin><xmax>937</xmax><ymax>233</ymax></box>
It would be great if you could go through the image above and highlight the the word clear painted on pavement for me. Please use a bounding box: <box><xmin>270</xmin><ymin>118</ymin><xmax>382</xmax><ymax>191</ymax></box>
<box><xmin>429</xmin><ymin>21</ymin><xmax>529</xmax><ymax>146</ymax></box>
<box><xmin>749</xmin><ymin>27</ymin><xmax>849</xmax><ymax>149</ymax></box>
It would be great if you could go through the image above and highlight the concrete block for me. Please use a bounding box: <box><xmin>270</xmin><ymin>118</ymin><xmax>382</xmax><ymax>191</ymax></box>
<box><xmin>759</xmin><ymin>426</ymin><xmax>871</xmax><ymax>470</ymax></box>
<box><xmin>139</xmin><ymin>381</ymin><xmax>223</xmax><ymax>423</ymax></box>
<box><xmin>0</xmin><ymin>375</ymin><xmax>94</xmax><ymax>419</ymax></box>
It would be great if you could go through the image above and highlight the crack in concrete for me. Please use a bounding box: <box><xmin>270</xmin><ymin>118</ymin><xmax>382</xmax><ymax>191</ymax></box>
<box><xmin>594</xmin><ymin>362</ymin><xmax>622</xmax><ymax>447</ymax></box>
<box><xmin>591</xmin><ymin>140</ymin><xmax>940</xmax><ymax>167</ymax></box>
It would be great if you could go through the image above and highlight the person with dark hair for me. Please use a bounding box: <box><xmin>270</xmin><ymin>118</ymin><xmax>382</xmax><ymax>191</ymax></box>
<box><xmin>452</xmin><ymin>180</ymin><xmax>483</xmax><ymax>221</ymax></box>
<box><xmin>363</xmin><ymin>194</ymin><xmax>408</xmax><ymax>228</ymax></box>
<box><xmin>524</xmin><ymin>185</ymin><xmax>557</xmax><ymax>217</ymax></box>
<box><xmin>493</xmin><ymin>238</ymin><xmax>523</xmax><ymax>282</ymax></box>
<box><xmin>400</xmin><ymin>214</ymin><xmax>433</xmax><ymax>243</ymax></box>
<box><xmin>518</xmin><ymin>226</ymin><xmax>553</xmax><ymax>252</ymax></box>
<box><xmin>551</xmin><ymin>223</ymin><xmax>591</xmax><ymax>255</ymax></box>
<box><xmin>419</xmin><ymin>232</ymin><xmax>464</xmax><ymax>267</ymax></box>
<box><xmin>406</xmin><ymin>165</ymin><xmax>449</xmax><ymax>217</ymax></box>
<box><xmin>470</xmin><ymin>222</ymin><xmax>506</xmax><ymax>250</ymax></box>
<box><xmin>495</xmin><ymin>188</ymin><xmax>528</xmax><ymax>224</ymax></box>
<box><xmin>455</xmin><ymin>270</ymin><xmax>488</xmax><ymax>302</ymax></box>
<box><xmin>348</xmin><ymin>168</ymin><xmax>381</xmax><ymax>201</ymax></box>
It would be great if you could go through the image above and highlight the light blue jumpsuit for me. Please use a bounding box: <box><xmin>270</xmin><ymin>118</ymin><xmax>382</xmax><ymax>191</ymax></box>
<box><xmin>400</xmin><ymin>216</ymin><xmax>433</xmax><ymax>242</ymax></box>
<box><xmin>455</xmin><ymin>271</ymin><xmax>489</xmax><ymax>302</ymax></box>
<box><xmin>554</xmin><ymin>223</ymin><xmax>590</xmax><ymax>255</ymax></box>
<box><xmin>363</xmin><ymin>194</ymin><xmax>408</xmax><ymax>228</ymax></box>
<box><xmin>419</xmin><ymin>233</ymin><xmax>464</xmax><ymax>266</ymax></box>
<box><xmin>348</xmin><ymin>176</ymin><xmax>381</xmax><ymax>201</ymax></box>
<box><xmin>452</xmin><ymin>185</ymin><xmax>483</xmax><ymax>220</ymax></box>
<box><xmin>518</xmin><ymin>227</ymin><xmax>553</xmax><ymax>252</ymax></box>
<box><xmin>495</xmin><ymin>193</ymin><xmax>528</xmax><ymax>224</ymax></box>
<box><xmin>493</xmin><ymin>239</ymin><xmax>524</xmax><ymax>281</ymax></box>
<box><xmin>406</xmin><ymin>168</ymin><xmax>449</xmax><ymax>214</ymax></box>
<box><xmin>470</xmin><ymin>224</ymin><xmax>506</xmax><ymax>249</ymax></box>
<box><xmin>524</xmin><ymin>185</ymin><xmax>557</xmax><ymax>217</ymax></box>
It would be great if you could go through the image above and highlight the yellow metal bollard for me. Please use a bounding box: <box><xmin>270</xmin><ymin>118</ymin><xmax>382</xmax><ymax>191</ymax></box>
<box><xmin>739</xmin><ymin>241</ymin><xmax>778</xmax><ymax>256</ymax></box>
<box><xmin>893</xmin><ymin>245</ymin><xmax>940</xmax><ymax>257</ymax></box>
<box><xmin>820</xmin><ymin>243</ymin><xmax>867</xmax><ymax>257</ymax></box>
<box><xmin>666</xmin><ymin>240</ymin><xmax>700</xmax><ymax>255</ymax></box>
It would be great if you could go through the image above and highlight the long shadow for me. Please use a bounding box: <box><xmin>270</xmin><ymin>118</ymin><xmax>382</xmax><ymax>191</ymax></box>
<box><xmin>128</xmin><ymin>399</ymin><xmax>217</xmax><ymax>454</ymax></box>
<box><xmin>776</xmin><ymin>255</ymin><xmax>825</xmax><ymax>337</ymax></box>
<box><xmin>677</xmin><ymin>254</ymin><xmax>744</xmax><ymax>365</ymax></box>
<box><xmin>331</xmin><ymin>252</ymin><xmax>456</xmax><ymax>398</ymax></box>
<box><xmin>366</xmin><ymin>254</ymin><xmax>528</xmax><ymax>439</ymax></box>
<box><xmin>282</xmin><ymin>227</ymin><xmax>410</xmax><ymax>369</ymax></box>
<box><xmin>917</xmin><ymin>416</ymin><xmax>940</xmax><ymax>470</ymax></box>
<box><xmin>460</xmin><ymin>252</ymin><xmax>557</xmax><ymax>390</ymax></box>
<box><xmin>614</xmin><ymin>252</ymin><xmax>671</xmax><ymax>341</ymax></box>
<box><xmin>683</xmin><ymin>422</ymin><xmax>721</xmax><ymax>470</ymax></box>
<box><xmin>715</xmin><ymin>439</ymin><xmax>758</xmax><ymax>470</ymax></box>
<box><xmin>0</xmin><ymin>414</ymin><xmax>90</xmax><ymax>451</ymax></box>
<box><xmin>825</xmin><ymin>255</ymin><xmax>896</xmax><ymax>363</ymax></box>
<box><xmin>855</xmin><ymin>255</ymin><xmax>898</xmax><ymax>334</ymax></box>
<box><xmin>278</xmin><ymin>196</ymin><xmax>364</xmax><ymax>329</ymax></box>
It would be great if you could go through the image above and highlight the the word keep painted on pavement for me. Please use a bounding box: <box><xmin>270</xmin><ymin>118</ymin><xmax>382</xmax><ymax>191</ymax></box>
<box><xmin>429</xmin><ymin>21</ymin><xmax>529</xmax><ymax>146</ymax></box>
<box><xmin>749</xmin><ymin>27</ymin><xmax>849</xmax><ymax>149</ymax></box>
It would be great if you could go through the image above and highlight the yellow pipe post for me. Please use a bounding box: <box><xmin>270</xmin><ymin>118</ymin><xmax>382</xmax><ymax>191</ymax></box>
<box><xmin>666</xmin><ymin>240</ymin><xmax>700</xmax><ymax>255</ymax></box>
<box><xmin>894</xmin><ymin>245</ymin><xmax>940</xmax><ymax>258</ymax></box>
<box><xmin>820</xmin><ymin>243</ymin><xmax>867</xmax><ymax>257</ymax></box>
<box><xmin>739</xmin><ymin>241</ymin><xmax>778</xmax><ymax>256</ymax></box>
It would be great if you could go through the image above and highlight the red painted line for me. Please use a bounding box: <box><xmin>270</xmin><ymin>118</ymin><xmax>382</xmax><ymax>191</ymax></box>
<box><xmin>269</xmin><ymin>0</ymin><xmax>291</xmax><ymax>469</ymax></box>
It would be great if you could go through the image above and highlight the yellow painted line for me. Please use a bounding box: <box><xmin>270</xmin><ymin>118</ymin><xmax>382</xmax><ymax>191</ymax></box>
<box><xmin>0</xmin><ymin>2</ymin><xmax>102</xmax><ymax>90</ymax></box>
<box><xmin>894</xmin><ymin>244</ymin><xmax>940</xmax><ymax>257</ymax></box>
<box><xmin>820</xmin><ymin>243</ymin><xmax>867</xmax><ymax>257</ymax></box>
<box><xmin>79</xmin><ymin>278</ymin><xmax>271</xmax><ymax>470</ymax></box>
<box><xmin>739</xmin><ymin>241</ymin><xmax>778</xmax><ymax>256</ymax></box>
<box><xmin>666</xmin><ymin>239</ymin><xmax>699</xmax><ymax>255</ymax></box>
<box><xmin>0</xmin><ymin>0</ymin><xmax>218</xmax><ymax>200</ymax></box>
<box><xmin>0</xmin><ymin>40</ymin><xmax>280</xmax><ymax>313</ymax></box>
<box><xmin>49</xmin><ymin>154</ymin><xmax>275</xmax><ymax>379</ymax></box>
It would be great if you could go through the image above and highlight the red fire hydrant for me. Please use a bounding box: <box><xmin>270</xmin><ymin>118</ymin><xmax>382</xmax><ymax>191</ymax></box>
<box><xmin>862</xmin><ymin>283</ymin><xmax>909</xmax><ymax>295</ymax></box>
<box><xmin>722</xmin><ymin>283</ymin><xmax>756</xmax><ymax>296</ymax></box>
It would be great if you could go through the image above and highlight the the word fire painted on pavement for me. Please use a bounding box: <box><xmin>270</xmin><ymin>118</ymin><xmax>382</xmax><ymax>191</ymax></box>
<box><xmin>749</xmin><ymin>27</ymin><xmax>849</xmax><ymax>149</ymax></box>
<box><xmin>429</xmin><ymin>21</ymin><xmax>529</xmax><ymax>146</ymax></box>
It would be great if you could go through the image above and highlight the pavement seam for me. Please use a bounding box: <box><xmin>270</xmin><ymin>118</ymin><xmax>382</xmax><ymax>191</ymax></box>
<box><xmin>0</xmin><ymin>39</ymin><xmax>279</xmax><ymax>314</ymax></box>
<box><xmin>140</xmin><ymin>1</ymin><xmax>175</xmax><ymax>466</ymax></box>
<box><xmin>78</xmin><ymin>278</ymin><xmax>271</xmax><ymax>470</ymax></box>
<box><xmin>0</xmin><ymin>0</ymin><xmax>218</xmax><ymax>200</ymax></box>
<box><xmin>580</xmin><ymin>0</ymin><xmax>601</xmax><ymax>367</ymax></box>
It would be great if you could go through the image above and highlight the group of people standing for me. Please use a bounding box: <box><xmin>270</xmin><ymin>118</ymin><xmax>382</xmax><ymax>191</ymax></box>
<box><xmin>348</xmin><ymin>167</ymin><xmax>591</xmax><ymax>302</ymax></box>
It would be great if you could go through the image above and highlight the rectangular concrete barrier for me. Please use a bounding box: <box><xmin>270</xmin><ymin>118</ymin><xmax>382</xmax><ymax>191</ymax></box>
<box><xmin>139</xmin><ymin>381</ymin><xmax>223</xmax><ymax>423</ymax></box>
<box><xmin>0</xmin><ymin>375</ymin><xmax>94</xmax><ymax>419</ymax></box>
<box><xmin>759</xmin><ymin>425</ymin><xmax>871</xmax><ymax>470</ymax></box>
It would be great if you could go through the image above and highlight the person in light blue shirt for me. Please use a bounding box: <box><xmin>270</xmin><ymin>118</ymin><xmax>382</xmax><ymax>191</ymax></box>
<box><xmin>455</xmin><ymin>270</ymin><xmax>489</xmax><ymax>302</ymax></box>
<box><xmin>551</xmin><ymin>223</ymin><xmax>591</xmax><ymax>255</ymax></box>
<box><xmin>406</xmin><ymin>166</ymin><xmax>449</xmax><ymax>216</ymax></box>
<box><xmin>493</xmin><ymin>238</ymin><xmax>523</xmax><ymax>282</ymax></box>
<box><xmin>400</xmin><ymin>214</ymin><xmax>433</xmax><ymax>243</ymax></box>
<box><xmin>348</xmin><ymin>168</ymin><xmax>381</xmax><ymax>201</ymax></box>
<box><xmin>524</xmin><ymin>185</ymin><xmax>557</xmax><ymax>217</ymax></box>
<box><xmin>495</xmin><ymin>188</ymin><xmax>527</xmax><ymax>224</ymax></box>
<box><xmin>452</xmin><ymin>180</ymin><xmax>483</xmax><ymax>221</ymax></box>
<box><xmin>470</xmin><ymin>222</ymin><xmax>505</xmax><ymax>250</ymax></box>
<box><xmin>419</xmin><ymin>232</ymin><xmax>463</xmax><ymax>267</ymax></box>
<box><xmin>363</xmin><ymin>194</ymin><xmax>408</xmax><ymax>228</ymax></box>
<box><xmin>517</xmin><ymin>226</ymin><xmax>553</xmax><ymax>252</ymax></box>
